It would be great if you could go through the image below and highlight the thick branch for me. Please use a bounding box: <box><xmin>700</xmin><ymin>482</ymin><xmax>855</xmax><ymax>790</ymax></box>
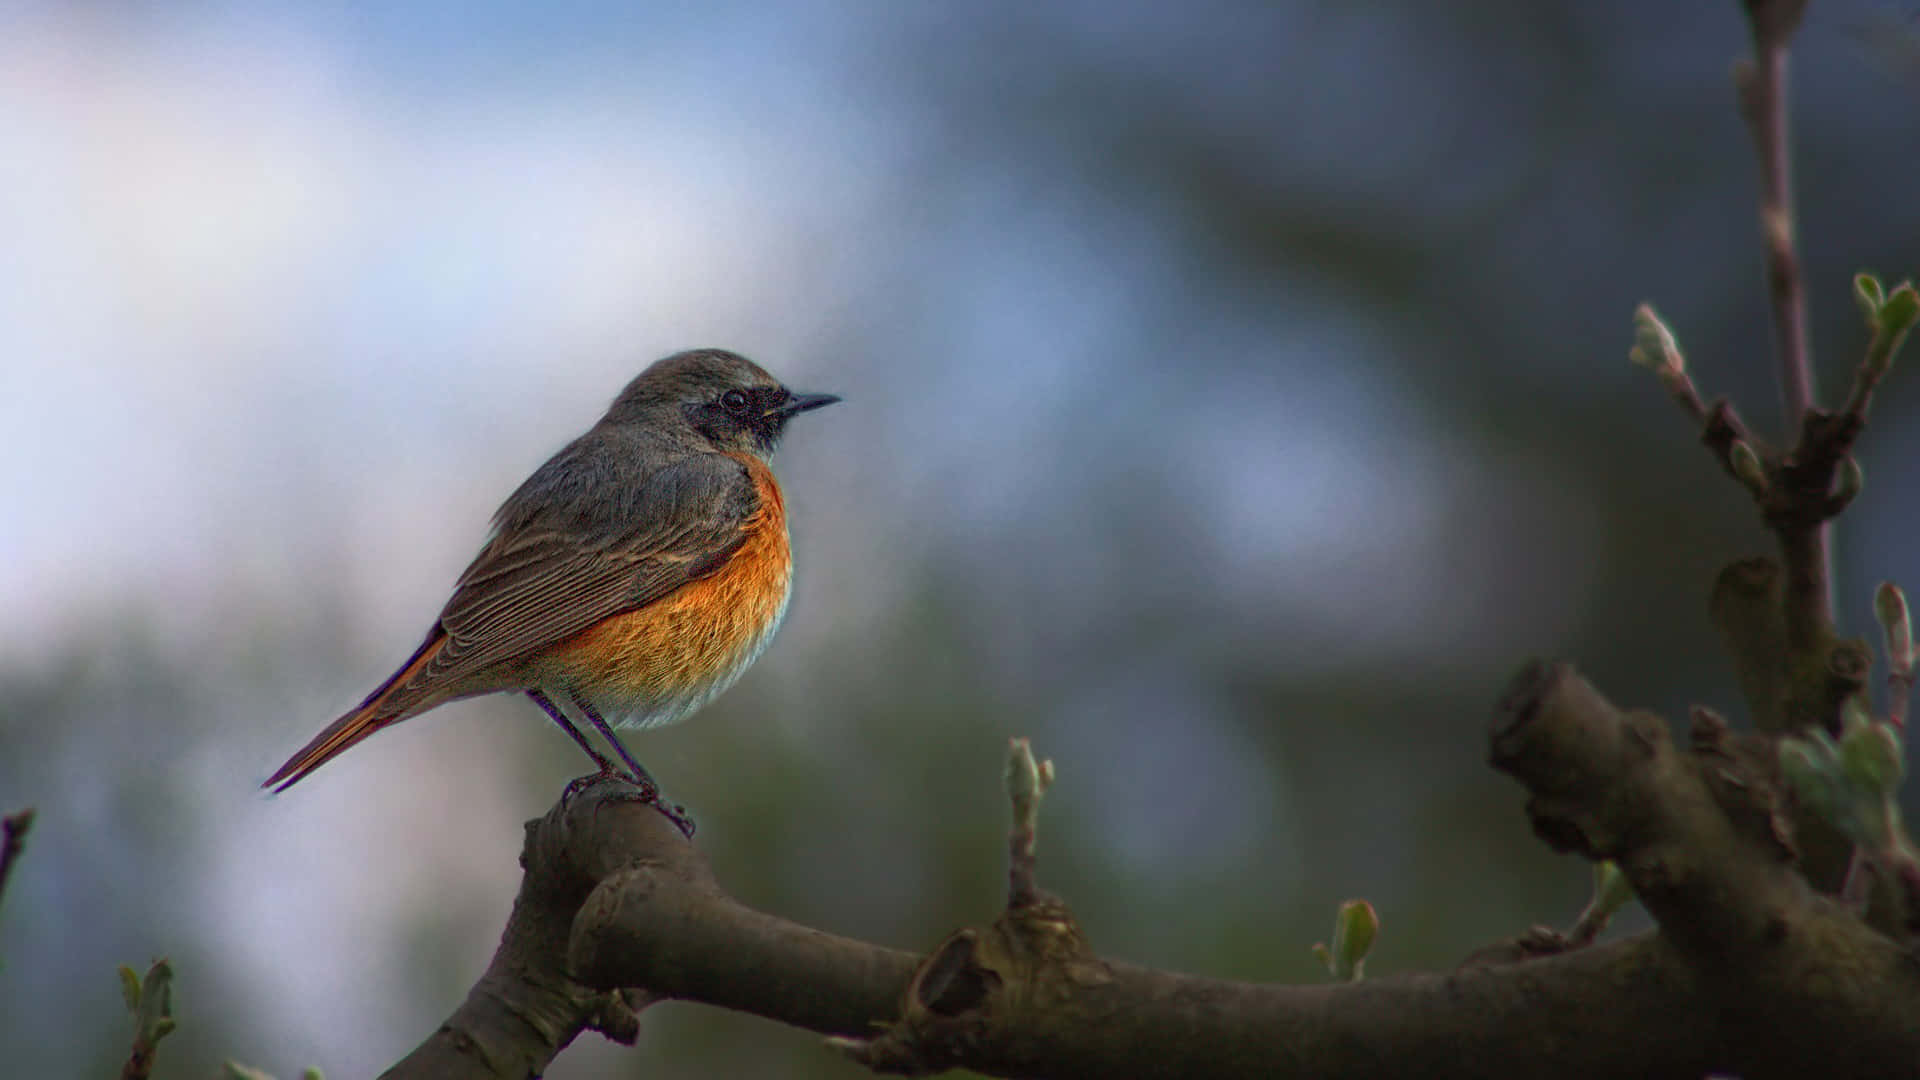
<box><xmin>396</xmin><ymin>686</ymin><xmax>1920</xmax><ymax>1080</ymax></box>
<box><xmin>569</xmin><ymin>844</ymin><xmax>1920</xmax><ymax>1079</ymax></box>
<box><xmin>1488</xmin><ymin>660</ymin><xmax>1920</xmax><ymax>1076</ymax></box>
<box><xmin>1710</xmin><ymin>557</ymin><xmax>1869</xmax><ymax>888</ymax></box>
<box><xmin>382</xmin><ymin>782</ymin><xmax>680</xmax><ymax>1079</ymax></box>
<box><xmin>570</xmin><ymin>861</ymin><xmax>917</xmax><ymax>1036</ymax></box>
<box><xmin>1491</xmin><ymin>660</ymin><xmax>1802</xmax><ymax>955</ymax></box>
<box><xmin>1710</xmin><ymin>558</ymin><xmax>1869</xmax><ymax>740</ymax></box>
<box><xmin>552</xmin><ymin>712</ymin><xmax>1920</xmax><ymax>1079</ymax></box>
<box><xmin>573</xmin><ymin>847</ymin><xmax>1719</xmax><ymax>1079</ymax></box>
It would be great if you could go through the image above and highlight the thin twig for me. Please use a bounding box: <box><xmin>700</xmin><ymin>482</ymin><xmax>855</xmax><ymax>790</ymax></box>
<box><xmin>1004</xmin><ymin>738</ymin><xmax>1053</xmax><ymax>910</ymax></box>
<box><xmin>1843</xmin><ymin>277</ymin><xmax>1920</xmax><ymax>434</ymax></box>
<box><xmin>120</xmin><ymin>959</ymin><xmax>175</xmax><ymax>1080</ymax></box>
<box><xmin>1651</xmin><ymin>363</ymin><xmax>1711</xmax><ymax>427</ymax></box>
<box><xmin>1738</xmin><ymin>2</ymin><xmax>1815</xmax><ymax>423</ymax></box>
<box><xmin>1876</xmin><ymin>583</ymin><xmax>1914</xmax><ymax>732</ymax></box>
<box><xmin>1738</xmin><ymin>0</ymin><xmax>1831</xmax><ymax>631</ymax></box>
<box><xmin>0</xmin><ymin>808</ymin><xmax>34</xmax><ymax>915</ymax></box>
<box><xmin>1630</xmin><ymin>306</ymin><xmax>1765</xmax><ymax>483</ymax></box>
<box><xmin>1843</xmin><ymin>349</ymin><xmax>1893</xmax><ymax>424</ymax></box>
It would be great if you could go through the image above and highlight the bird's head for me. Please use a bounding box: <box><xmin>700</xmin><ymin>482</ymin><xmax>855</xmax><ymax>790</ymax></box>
<box><xmin>608</xmin><ymin>348</ymin><xmax>839</xmax><ymax>458</ymax></box>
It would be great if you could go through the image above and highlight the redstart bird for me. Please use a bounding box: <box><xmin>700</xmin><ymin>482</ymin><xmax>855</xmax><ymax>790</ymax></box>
<box><xmin>263</xmin><ymin>349</ymin><xmax>837</xmax><ymax>830</ymax></box>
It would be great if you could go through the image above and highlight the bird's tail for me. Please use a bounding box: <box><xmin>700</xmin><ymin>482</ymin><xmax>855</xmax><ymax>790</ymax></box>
<box><xmin>263</xmin><ymin>631</ymin><xmax>446</xmax><ymax>793</ymax></box>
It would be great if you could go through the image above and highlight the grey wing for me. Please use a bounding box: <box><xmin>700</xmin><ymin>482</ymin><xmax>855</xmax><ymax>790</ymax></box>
<box><xmin>388</xmin><ymin>448</ymin><xmax>759</xmax><ymax>702</ymax></box>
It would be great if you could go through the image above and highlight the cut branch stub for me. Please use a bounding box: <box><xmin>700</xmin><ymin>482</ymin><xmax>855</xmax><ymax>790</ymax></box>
<box><xmin>1490</xmin><ymin>660</ymin><xmax>1816</xmax><ymax>964</ymax></box>
<box><xmin>843</xmin><ymin>897</ymin><xmax>1112</xmax><ymax>1076</ymax></box>
<box><xmin>837</xmin><ymin>738</ymin><xmax>1112</xmax><ymax>1074</ymax></box>
<box><xmin>1491</xmin><ymin>660</ymin><xmax>1660</xmax><ymax>860</ymax></box>
<box><xmin>913</xmin><ymin>930</ymin><xmax>998</xmax><ymax>1016</ymax></box>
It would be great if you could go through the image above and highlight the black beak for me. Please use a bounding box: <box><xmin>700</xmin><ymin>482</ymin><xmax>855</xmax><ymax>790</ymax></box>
<box><xmin>776</xmin><ymin>391</ymin><xmax>840</xmax><ymax>418</ymax></box>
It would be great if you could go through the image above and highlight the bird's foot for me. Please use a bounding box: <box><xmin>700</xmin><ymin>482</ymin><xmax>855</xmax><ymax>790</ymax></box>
<box><xmin>558</xmin><ymin>767</ymin><xmax>694</xmax><ymax>838</ymax></box>
<box><xmin>650</xmin><ymin>797</ymin><xmax>697</xmax><ymax>840</ymax></box>
<box><xmin>562</xmin><ymin>764</ymin><xmax>623</xmax><ymax>803</ymax></box>
<box><xmin>619</xmin><ymin>777</ymin><xmax>696</xmax><ymax>839</ymax></box>
<box><xmin>591</xmin><ymin>771</ymin><xmax>697</xmax><ymax>839</ymax></box>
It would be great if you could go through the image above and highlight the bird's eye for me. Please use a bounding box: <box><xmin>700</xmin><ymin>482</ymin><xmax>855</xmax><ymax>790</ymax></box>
<box><xmin>721</xmin><ymin>389</ymin><xmax>750</xmax><ymax>414</ymax></box>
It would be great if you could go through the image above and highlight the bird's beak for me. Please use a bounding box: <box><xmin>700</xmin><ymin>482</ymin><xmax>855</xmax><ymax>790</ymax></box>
<box><xmin>776</xmin><ymin>391</ymin><xmax>840</xmax><ymax>418</ymax></box>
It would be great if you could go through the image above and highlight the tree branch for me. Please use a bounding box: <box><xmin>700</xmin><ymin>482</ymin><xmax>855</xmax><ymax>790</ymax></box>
<box><xmin>1489</xmin><ymin>659</ymin><xmax>1920</xmax><ymax>1079</ymax></box>
<box><xmin>0</xmin><ymin>808</ymin><xmax>33</xmax><ymax>919</ymax></box>
<box><xmin>1737</xmin><ymin>0</ymin><xmax>1814</xmax><ymax>425</ymax></box>
<box><xmin>1733</xmin><ymin>0</ymin><xmax>1845</xmax><ymax>651</ymax></box>
<box><xmin>381</xmin><ymin>782</ymin><xmax>676</xmax><ymax>1079</ymax></box>
<box><xmin>391</xmin><ymin>702</ymin><xmax>1920</xmax><ymax>1079</ymax></box>
<box><xmin>566</xmin><ymin>779</ymin><xmax>1728</xmax><ymax>1079</ymax></box>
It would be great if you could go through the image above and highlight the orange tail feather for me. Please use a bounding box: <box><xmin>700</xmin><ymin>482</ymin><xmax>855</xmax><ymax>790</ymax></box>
<box><xmin>264</xmin><ymin>631</ymin><xmax>446</xmax><ymax>793</ymax></box>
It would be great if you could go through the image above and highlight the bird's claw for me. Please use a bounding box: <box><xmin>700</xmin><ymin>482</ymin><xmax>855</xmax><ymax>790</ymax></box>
<box><xmin>566</xmin><ymin>770</ymin><xmax>695</xmax><ymax>839</ymax></box>
<box><xmin>562</xmin><ymin>765</ymin><xmax>622</xmax><ymax>803</ymax></box>
<box><xmin>654</xmin><ymin>799</ymin><xmax>696</xmax><ymax>839</ymax></box>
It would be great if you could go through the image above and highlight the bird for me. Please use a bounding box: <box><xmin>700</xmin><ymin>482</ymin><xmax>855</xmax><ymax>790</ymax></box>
<box><xmin>263</xmin><ymin>348</ymin><xmax>838</xmax><ymax>832</ymax></box>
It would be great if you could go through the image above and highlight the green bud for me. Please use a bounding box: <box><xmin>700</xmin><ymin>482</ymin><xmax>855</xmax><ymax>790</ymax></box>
<box><xmin>1591</xmin><ymin>860</ymin><xmax>1634</xmax><ymax>917</ymax></box>
<box><xmin>1876</xmin><ymin>581</ymin><xmax>1910</xmax><ymax>632</ymax></box>
<box><xmin>1730</xmin><ymin>441</ymin><xmax>1768</xmax><ymax>495</ymax></box>
<box><xmin>1330</xmin><ymin>899</ymin><xmax>1380</xmax><ymax>981</ymax></box>
<box><xmin>1835</xmin><ymin>456</ymin><xmax>1864</xmax><ymax>504</ymax></box>
<box><xmin>1876</xmin><ymin>583</ymin><xmax>1913</xmax><ymax>673</ymax></box>
<box><xmin>119</xmin><ymin>965</ymin><xmax>142</xmax><ymax>1012</ymax></box>
<box><xmin>1856</xmin><ymin>272</ymin><xmax>1886</xmax><ymax>321</ymax></box>
<box><xmin>1807</xmin><ymin>725</ymin><xmax>1842</xmax><ymax>765</ymax></box>
<box><xmin>1841</xmin><ymin>695</ymin><xmax>1874</xmax><ymax>737</ymax></box>
<box><xmin>1882</xmin><ymin>283</ymin><xmax>1920</xmax><ymax>336</ymax></box>
<box><xmin>1780</xmin><ymin>738</ymin><xmax>1840</xmax><ymax>820</ymax></box>
<box><xmin>1840</xmin><ymin>721</ymin><xmax>1905</xmax><ymax>796</ymax></box>
<box><xmin>124</xmin><ymin>958</ymin><xmax>177</xmax><ymax>1049</ymax></box>
<box><xmin>1631</xmin><ymin>304</ymin><xmax>1684</xmax><ymax>374</ymax></box>
<box><xmin>1864</xmin><ymin>282</ymin><xmax>1919</xmax><ymax>382</ymax></box>
<box><xmin>1004</xmin><ymin>738</ymin><xmax>1052</xmax><ymax>829</ymax></box>
<box><xmin>1004</xmin><ymin>738</ymin><xmax>1038</xmax><ymax>803</ymax></box>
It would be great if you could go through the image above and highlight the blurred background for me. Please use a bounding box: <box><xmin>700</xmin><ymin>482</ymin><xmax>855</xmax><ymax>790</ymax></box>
<box><xmin>4</xmin><ymin>1</ymin><xmax>1920</xmax><ymax>1076</ymax></box>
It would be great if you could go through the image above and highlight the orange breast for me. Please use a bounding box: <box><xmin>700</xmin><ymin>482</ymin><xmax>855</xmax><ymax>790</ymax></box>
<box><xmin>550</xmin><ymin>455</ymin><xmax>793</xmax><ymax>716</ymax></box>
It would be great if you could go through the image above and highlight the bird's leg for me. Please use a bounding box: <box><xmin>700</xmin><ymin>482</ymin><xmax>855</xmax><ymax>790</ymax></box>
<box><xmin>526</xmin><ymin>689</ymin><xmax>621</xmax><ymax>800</ymax></box>
<box><xmin>569</xmin><ymin>693</ymin><xmax>695</xmax><ymax>839</ymax></box>
<box><xmin>567</xmin><ymin>696</ymin><xmax>660</xmax><ymax>794</ymax></box>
